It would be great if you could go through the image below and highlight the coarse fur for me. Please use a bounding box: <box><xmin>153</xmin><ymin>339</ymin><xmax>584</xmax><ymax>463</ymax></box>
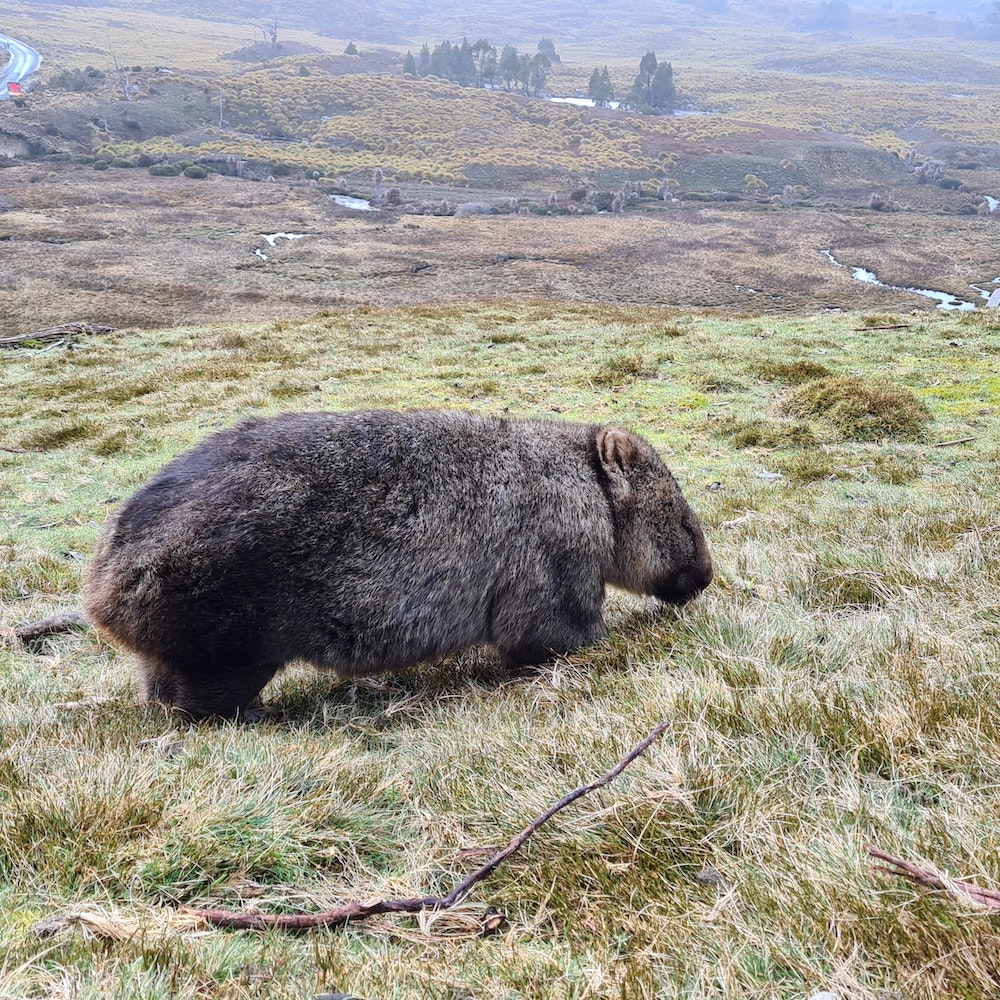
<box><xmin>84</xmin><ymin>409</ymin><xmax>713</xmax><ymax>717</ymax></box>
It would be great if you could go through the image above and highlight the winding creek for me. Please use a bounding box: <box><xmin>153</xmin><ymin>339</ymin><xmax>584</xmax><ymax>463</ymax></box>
<box><xmin>819</xmin><ymin>249</ymin><xmax>999</xmax><ymax>311</ymax></box>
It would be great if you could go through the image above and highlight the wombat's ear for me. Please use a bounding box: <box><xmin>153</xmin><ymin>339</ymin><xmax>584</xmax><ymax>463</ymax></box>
<box><xmin>596</xmin><ymin>426</ymin><xmax>642</xmax><ymax>478</ymax></box>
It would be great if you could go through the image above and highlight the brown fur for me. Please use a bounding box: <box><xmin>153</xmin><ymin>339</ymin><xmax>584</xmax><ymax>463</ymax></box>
<box><xmin>84</xmin><ymin>409</ymin><xmax>712</xmax><ymax>717</ymax></box>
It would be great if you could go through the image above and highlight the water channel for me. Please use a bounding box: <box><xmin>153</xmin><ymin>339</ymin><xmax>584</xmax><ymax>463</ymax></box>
<box><xmin>819</xmin><ymin>249</ymin><xmax>996</xmax><ymax>311</ymax></box>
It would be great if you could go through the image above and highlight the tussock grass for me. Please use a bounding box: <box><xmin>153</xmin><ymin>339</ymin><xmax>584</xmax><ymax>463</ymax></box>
<box><xmin>1</xmin><ymin>305</ymin><xmax>1000</xmax><ymax>998</ymax></box>
<box><xmin>782</xmin><ymin>375</ymin><xmax>934</xmax><ymax>442</ymax></box>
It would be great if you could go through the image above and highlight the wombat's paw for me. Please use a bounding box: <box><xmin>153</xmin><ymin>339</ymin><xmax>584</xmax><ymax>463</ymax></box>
<box><xmin>235</xmin><ymin>704</ymin><xmax>282</xmax><ymax>723</ymax></box>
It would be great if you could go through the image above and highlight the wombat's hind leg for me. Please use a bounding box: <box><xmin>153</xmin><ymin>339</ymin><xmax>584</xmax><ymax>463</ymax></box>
<box><xmin>136</xmin><ymin>655</ymin><xmax>277</xmax><ymax>720</ymax></box>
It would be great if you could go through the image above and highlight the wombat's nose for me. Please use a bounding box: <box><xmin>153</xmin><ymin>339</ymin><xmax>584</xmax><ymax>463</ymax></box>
<box><xmin>655</xmin><ymin>563</ymin><xmax>713</xmax><ymax>604</ymax></box>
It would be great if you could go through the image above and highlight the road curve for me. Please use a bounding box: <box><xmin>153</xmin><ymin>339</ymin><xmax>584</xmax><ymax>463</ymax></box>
<box><xmin>0</xmin><ymin>33</ymin><xmax>41</xmax><ymax>99</ymax></box>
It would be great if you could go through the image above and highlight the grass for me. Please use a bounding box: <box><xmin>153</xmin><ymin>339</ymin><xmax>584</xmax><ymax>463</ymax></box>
<box><xmin>2</xmin><ymin>303</ymin><xmax>1000</xmax><ymax>997</ymax></box>
<box><xmin>782</xmin><ymin>375</ymin><xmax>933</xmax><ymax>442</ymax></box>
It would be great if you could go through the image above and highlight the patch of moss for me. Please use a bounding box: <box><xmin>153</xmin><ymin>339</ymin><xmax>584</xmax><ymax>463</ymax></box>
<box><xmin>782</xmin><ymin>376</ymin><xmax>931</xmax><ymax>441</ymax></box>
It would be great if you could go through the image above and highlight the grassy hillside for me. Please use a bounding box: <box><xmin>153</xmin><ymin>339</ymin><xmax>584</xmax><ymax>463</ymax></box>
<box><xmin>2</xmin><ymin>304</ymin><xmax>1000</xmax><ymax>997</ymax></box>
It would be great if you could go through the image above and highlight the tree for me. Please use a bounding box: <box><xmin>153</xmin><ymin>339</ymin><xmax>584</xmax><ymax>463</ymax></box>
<box><xmin>588</xmin><ymin>66</ymin><xmax>614</xmax><ymax>107</ymax></box>
<box><xmin>454</xmin><ymin>38</ymin><xmax>475</xmax><ymax>86</ymax></box>
<box><xmin>650</xmin><ymin>61</ymin><xmax>675</xmax><ymax>111</ymax></box>
<box><xmin>417</xmin><ymin>43</ymin><xmax>431</xmax><ymax>76</ymax></box>
<box><xmin>537</xmin><ymin>37</ymin><xmax>560</xmax><ymax>63</ymax></box>
<box><xmin>429</xmin><ymin>40</ymin><xmax>452</xmax><ymax>78</ymax></box>
<box><xmin>635</xmin><ymin>51</ymin><xmax>657</xmax><ymax>103</ymax></box>
<box><xmin>516</xmin><ymin>51</ymin><xmax>532</xmax><ymax>95</ymax></box>
<box><xmin>527</xmin><ymin>52</ymin><xmax>550</xmax><ymax>96</ymax></box>
<box><xmin>344</xmin><ymin>41</ymin><xmax>358</xmax><ymax>55</ymax></box>
<box><xmin>402</xmin><ymin>51</ymin><xmax>416</xmax><ymax>76</ymax></box>
<box><xmin>499</xmin><ymin>45</ymin><xmax>520</xmax><ymax>92</ymax></box>
<box><xmin>481</xmin><ymin>49</ymin><xmax>498</xmax><ymax>89</ymax></box>
<box><xmin>470</xmin><ymin>38</ymin><xmax>496</xmax><ymax>88</ymax></box>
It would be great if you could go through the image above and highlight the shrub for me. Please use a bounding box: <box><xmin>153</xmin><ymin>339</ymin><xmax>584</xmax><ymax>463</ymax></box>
<box><xmin>92</xmin><ymin>160</ymin><xmax>110</xmax><ymax>171</ymax></box>
<box><xmin>182</xmin><ymin>165</ymin><xmax>209</xmax><ymax>179</ymax></box>
<box><xmin>782</xmin><ymin>376</ymin><xmax>931</xmax><ymax>441</ymax></box>
<box><xmin>938</xmin><ymin>177</ymin><xmax>962</xmax><ymax>190</ymax></box>
<box><xmin>148</xmin><ymin>164</ymin><xmax>180</xmax><ymax>176</ymax></box>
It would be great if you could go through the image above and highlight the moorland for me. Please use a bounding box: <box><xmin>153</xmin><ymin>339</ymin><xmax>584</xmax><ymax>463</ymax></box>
<box><xmin>1</xmin><ymin>0</ymin><xmax>1000</xmax><ymax>331</ymax></box>
<box><xmin>1</xmin><ymin>2</ymin><xmax>1000</xmax><ymax>998</ymax></box>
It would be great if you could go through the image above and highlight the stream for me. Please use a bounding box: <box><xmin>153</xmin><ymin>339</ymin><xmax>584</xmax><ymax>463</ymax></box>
<box><xmin>819</xmin><ymin>249</ymin><xmax>991</xmax><ymax>311</ymax></box>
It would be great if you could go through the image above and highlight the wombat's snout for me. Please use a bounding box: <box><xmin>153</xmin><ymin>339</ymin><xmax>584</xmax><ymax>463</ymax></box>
<box><xmin>654</xmin><ymin>561</ymin><xmax>714</xmax><ymax>604</ymax></box>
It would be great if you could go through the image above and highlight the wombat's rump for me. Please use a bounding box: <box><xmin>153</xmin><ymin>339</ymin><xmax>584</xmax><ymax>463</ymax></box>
<box><xmin>85</xmin><ymin>409</ymin><xmax>712</xmax><ymax>717</ymax></box>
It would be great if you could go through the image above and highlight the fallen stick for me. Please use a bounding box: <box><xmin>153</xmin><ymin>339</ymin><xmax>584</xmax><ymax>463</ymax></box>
<box><xmin>852</xmin><ymin>324</ymin><xmax>911</xmax><ymax>331</ymax></box>
<box><xmin>182</xmin><ymin>719</ymin><xmax>672</xmax><ymax>931</ymax></box>
<box><xmin>868</xmin><ymin>846</ymin><xmax>1000</xmax><ymax>911</ymax></box>
<box><xmin>931</xmin><ymin>437</ymin><xmax>978</xmax><ymax>448</ymax></box>
<box><xmin>14</xmin><ymin>611</ymin><xmax>89</xmax><ymax>644</ymax></box>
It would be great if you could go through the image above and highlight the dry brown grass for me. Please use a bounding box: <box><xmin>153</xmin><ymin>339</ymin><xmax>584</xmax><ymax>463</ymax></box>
<box><xmin>2</xmin><ymin>164</ymin><xmax>998</xmax><ymax>335</ymax></box>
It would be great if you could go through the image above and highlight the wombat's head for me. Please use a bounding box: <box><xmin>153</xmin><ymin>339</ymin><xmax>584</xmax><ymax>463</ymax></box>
<box><xmin>597</xmin><ymin>426</ymin><xmax>713</xmax><ymax>604</ymax></box>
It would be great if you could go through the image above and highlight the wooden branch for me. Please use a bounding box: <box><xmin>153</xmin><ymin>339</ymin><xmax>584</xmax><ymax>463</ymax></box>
<box><xmin>868</xmin><ymin>847</ymin><xmax>1000</xmax><ymax>911</ymax></box>
<box><xmin>852</xmin><ymin>324</ymin><xmax>911</xmax><ymax>331</ymax></box>
<box><xmin>931</xmin><ymin>437</ymin><xmax>978</xmax><ymax>448</ymax></box>
<box><xmin>14</xmin><ymin>611</ymin><xmax>89</xmax><ymax>644</ymax></box>
<box><xmin>182</xmin><ymin>719</ymin><xmax>671</xmax><ymax>931</ymax></box>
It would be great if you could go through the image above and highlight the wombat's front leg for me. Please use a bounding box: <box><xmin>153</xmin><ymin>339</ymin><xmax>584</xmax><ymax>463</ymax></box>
<box><xmin>495</xmin><ymin>609</ymin><xmax>607</xmax><ymax>669</ymax></box>
<box><xmin>137</xmin><ymin>655</ymin><xmax>278</xmax><ymax>719</ymax></box>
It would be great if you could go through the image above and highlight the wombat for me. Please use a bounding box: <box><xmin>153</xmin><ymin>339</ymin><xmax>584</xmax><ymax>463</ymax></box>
<box><xmin>84</xmin><ymin>409</ymin><xmax>713</xmax><ymax>718</ymax></box>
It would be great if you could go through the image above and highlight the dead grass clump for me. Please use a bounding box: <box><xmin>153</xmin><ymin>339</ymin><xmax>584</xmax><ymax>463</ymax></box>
<box><xmin>774</xmin><ymin>452</ymin><xmax>849</xmax><ymax>483</ymax></box>
<box><xmin>862</xmin><ymin>452</ymin><xmax>923</xmax><ymax>485</ymax></box>
<box><xmin>782</xmin><ymin>376</ymin><xmax>932</xmax><ymax>442</ymax></box>
<box><xmin>590</xmin><ymin>353</ymin><xmax>657</xmax><ymax>387</ymax></box>
<box><xmin>750</xmin><ymin>359</ymin><xmax>833</xmax><ymax>384</ymax></box>
<box><xmin>799</xmin><ymin>556</ymin><xmax>892</xmax><ymax>610</ymax></box>
<box><xmin>714</xmin><ymin>416</ymin><xmax>817</xmax><ymax>450</ymax></box>
<box><xmin>859</xmin><ymin>313</ymin><xmax>903</xmax><ymax>327</ymax></box>
<box><xmin>206</xmin><ymin>331</ymin><xmax>248</xmax><ymax>350</ymax></box>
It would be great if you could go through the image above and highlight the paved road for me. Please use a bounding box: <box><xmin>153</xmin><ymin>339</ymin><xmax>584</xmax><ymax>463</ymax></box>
<box><xmin>0</xmin><ymin>32</ymin><xmax>41</xmax><ymax>98</ymax></box>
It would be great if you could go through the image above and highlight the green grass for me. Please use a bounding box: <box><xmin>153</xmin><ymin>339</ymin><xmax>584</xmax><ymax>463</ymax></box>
<box><xmin>2</xmin><ymin>304</ymin><xmax>1000</xmax><ymax>998</ymax></box>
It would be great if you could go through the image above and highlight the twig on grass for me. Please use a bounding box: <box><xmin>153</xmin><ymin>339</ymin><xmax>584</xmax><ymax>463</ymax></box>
<box><xmin>931</xmin><ymin>437</ymin><xmax>978</xmax><ymax>448</ymax></box>
<box><xmin>182</xmin><ymin>719</ymin><xmax>672</xmax><ymax>931</ymax></box>
<box><xmin>12</xmin><ymin>611</ymin><xmax>89</xmax><ymax>645</ymax></box>
<box><xmin>868</xmin><ymin>846</ymin><xmax>1000</xmax><ymax>911</ymax></box>
<box><xmin>852</xmin><ymin>324</ymin><xmax>912</xmax><ymax>331</ymax></box>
